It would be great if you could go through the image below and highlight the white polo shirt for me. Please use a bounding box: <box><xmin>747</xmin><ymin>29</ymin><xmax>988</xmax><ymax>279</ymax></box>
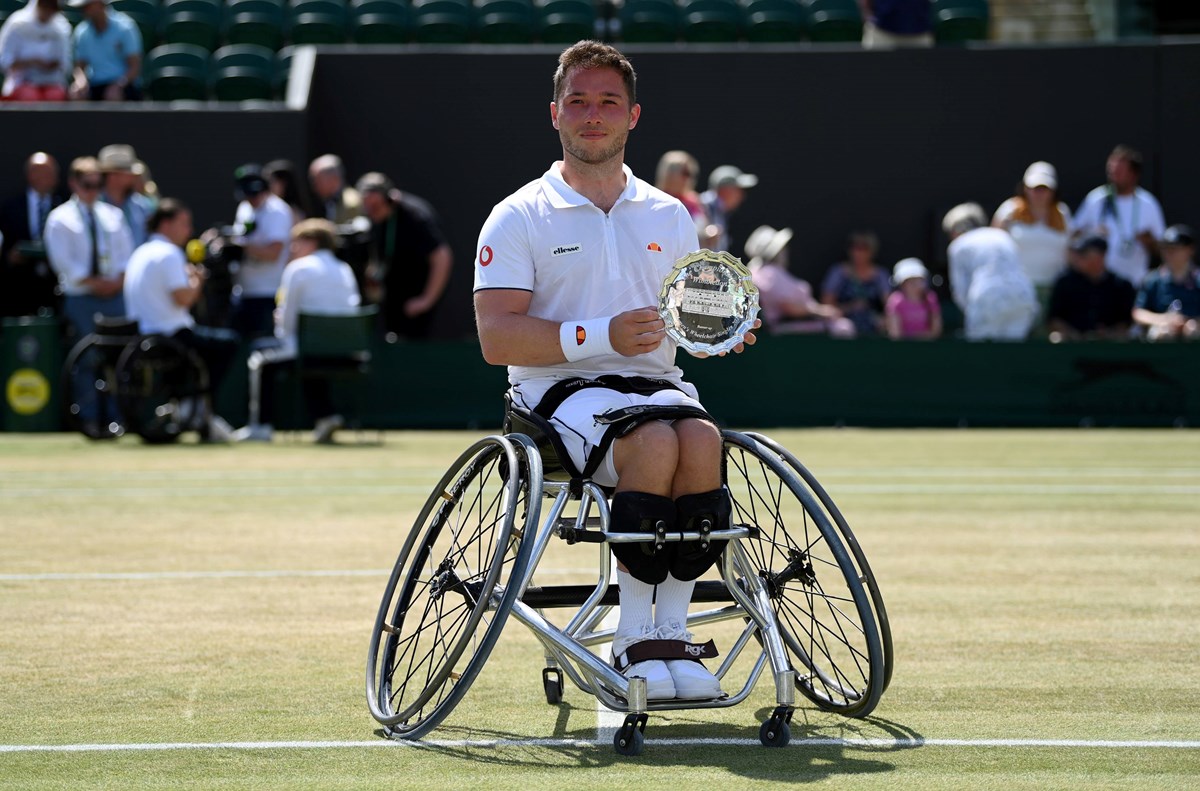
<box><xmin>44</xmin><ymin>197</ymin><xmax>134</xmax><ymax>296</ymax></box>
<box><xmin>274</xmin><ymin>248</ymin><xmax>361</xmax><ymax>352</ymax></box>
<box><xmin>234</xmin><ymin>193</ymin><xmax>293</xmax><ymax>298</ymax></box>
<box><xmin>123</xmin><ymin>234</ymin><xmax>195</xmax><ymax>335</ymax></box>
<box><xmin>1071</xmin><ymin>185</ymin><xmax>1165</xmax><ymax>286</ymax></box>
<box><xmin>475</xmin><ymin>162</ymin><xmax>699</xmax><ymax>403</ymax></box>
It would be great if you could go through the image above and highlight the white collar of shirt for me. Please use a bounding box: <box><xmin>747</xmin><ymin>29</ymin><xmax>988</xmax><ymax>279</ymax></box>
<box><xmin>542</xmin><ymin>162</ymin><xmax>646</xmax><ymax>210</ymax></box>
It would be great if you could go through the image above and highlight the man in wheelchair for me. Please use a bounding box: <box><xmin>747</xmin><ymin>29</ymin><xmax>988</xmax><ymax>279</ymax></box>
<box><xmin>474</xmin><ymin>41</ymin><xmax>756</xmax><ymax>701</ymax></box>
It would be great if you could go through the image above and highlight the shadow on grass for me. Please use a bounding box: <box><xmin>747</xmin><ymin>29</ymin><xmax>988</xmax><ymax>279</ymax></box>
<box><xmin>373</xmin><ymin>708</ymin><xmax>923</xmax><ymax>783</ymax></box>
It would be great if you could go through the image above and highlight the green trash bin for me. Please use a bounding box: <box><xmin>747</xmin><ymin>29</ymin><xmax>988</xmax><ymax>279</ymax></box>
<box><xmin>2</xmin><ymin>315</ymin><xmax>62</xmax><ymax>432</ymax></box>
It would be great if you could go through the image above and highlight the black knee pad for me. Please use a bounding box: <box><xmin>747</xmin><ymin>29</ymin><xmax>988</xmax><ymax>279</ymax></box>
<box><xmin>669</xmin><ymin>488</ymin><xmax>731</xmax><ymax>581</ymax></box>
<box><xmin>609</xmin><ymin>491</ymin><xmax>675</xmax><ymax>585</ymax></box>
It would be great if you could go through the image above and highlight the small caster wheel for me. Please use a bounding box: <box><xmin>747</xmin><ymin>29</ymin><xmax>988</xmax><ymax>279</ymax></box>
<box><xmin>759</xmin><ymin>718</ymin><xmax>791</xmax><ymax>747</ymax></box>
<box><xmin>614</xmin><ymin>727</ymin><xmax>645</xmax><ymax>756</ymax></box>
<box><xmin>542</xmin><ymin>667</ymin><xmax>563</xmax><ymax>705</ymax></box>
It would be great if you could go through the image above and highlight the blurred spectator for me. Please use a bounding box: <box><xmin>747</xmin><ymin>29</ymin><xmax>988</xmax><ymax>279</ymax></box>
<box><xmin>0</xmin><ymin>0</ymin><xmax>71</xmax><ymax>102</ymax></box>
<box><xmin>308</xmin><ymin>154</ymin><xmax>361</xmax><ymax>224</ymax></box>
<box><xmin>885</xmin><ymin>257</ymin><xmax>942</xmax><ymax>340</ymax></box>
<box><xmin>68</xmin><ymin>0</ymin><xmax>141</xmax><ymax>101</ymax></box>
<box><xmin>0</xmin><ymin>151</ymin><xmax>66</xmax><ymax>317</ymax></box>
<box><xmin>820</xmin><ymin>230</ymin><xmax>891</xmax><ymax>337</ymax></box>
<box><xmin>132</xmin><ymin>159</ymin><xmax>158</xmax><ymax>207</ymax></box>
<box><xmin>655</xmin><ymin>150</ymin><xmax>715</xmax><ymax>248</ymax></box>
<box><xmin>1132</xmin><ymin>224</ymin><xmax>1199</xmax><ymax>341</ymax></box>
<box><xmin>1046</xmin><ymin>235</ymin><xmax>1135</xmax><ymax>341</ymax></box>
<box><xmin>1070</xmin><ymin>145</ymin><xmax>1164</xmax><ymax>287</ymax></box>
<box><xmin>122</xmin><ymin>198</ymin><xmax>239</xmax><ymax>441</ymax></box>
<box><xmin>234</xmin><ymin>219</ymin><xmax>361</xmax><ymax>445</ymax></box>
<box><xmin>859</xmin><ymin>0</ymin><xmax>933</xmax><ymax>49</ymax></box>
<box><xmin>44</xmin><ymin>155</ymin><xmax>134</xmax><ymax>339</ymax></box>
<box><xmin>264</xmin><ymin>159</ymin><xmax>307</xmax><ymax>226</ymax></box>
<box><xmin>746</xmin><ymin>224</ymin><xmax>853</xmax><ymax>337</ymax></box>
<box><xmin>98</xmin><ymin>143</ymin><xmax>154</xmax><ymax>247</ymax></box>
<box><xmin>229</xmin><ymin>163</ymin><xmax>292</xmax><ymax>339</ymax></box>
<box><xmin>992</xmin><ymin>161</ymin><xmax>1072</xmax><ymax>320</ymax></box>
<box><xmin>357</xmin><ymin>171</ymin><xmax>451</xmax><ymax>341</ymax></box>
<box><xmin>943</xmin><ymin>202</ymin><xmax>1038</xmax><ymax>341</ymax></box>
<box><xmin>700</xmin><ymin>164</ymin><xmax>756</xmax><ymax>253</ymax></box>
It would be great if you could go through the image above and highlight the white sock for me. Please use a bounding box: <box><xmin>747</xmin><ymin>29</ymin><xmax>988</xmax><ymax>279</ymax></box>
<box><xmin>614</xmin><ymin>567</ymin><xmax>655</xmax><ymax>655</ymax></box>
<box><xmin>653</xmin><ymin>573</ymin><xmax>696</xmax><ymax>634</ymax></box>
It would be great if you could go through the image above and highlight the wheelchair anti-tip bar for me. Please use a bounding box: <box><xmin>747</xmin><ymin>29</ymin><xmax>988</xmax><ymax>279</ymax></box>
<box><xmin>556</xmin><ymin>525</ymin><xmax>754</xmax><ymax>545</ymax></box>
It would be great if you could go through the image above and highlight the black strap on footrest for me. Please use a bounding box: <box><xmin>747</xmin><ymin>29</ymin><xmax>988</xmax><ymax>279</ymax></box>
<box><xmin>622</xmin><ymin>638</ymin><xmax>719</xmax><ymax>667</ymax></box>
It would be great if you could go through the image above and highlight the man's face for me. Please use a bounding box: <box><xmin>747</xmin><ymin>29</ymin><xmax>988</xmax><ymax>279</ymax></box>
<box><xmin>27</xmin><ymin>160</ymin><xmax>58</xmax><ymax>195</ymax></box>
<box><xmin>71</xmin><ymin>171</ymin><xmax>103</xmax><ymax>203</ymax></box>
<box><xmin>718</xmin><ymin>184</ymin><xmax>746</xmax><ymax>213</ymax></box>
<box><xmin>1107</xmin><ymin>155</ymin><xmax>1137</xmax><ymax>190</ymax></box>
<box><xmin>310</xmin><ymin>169</ymin><xmax>340</xmax><ymax>201</ymax></box>
<box><xmin>105</xmin><ymin>170</ymin><xmax>135</xmax><ymax>196</ymax></box>
<box><xmin>162</xmin><ymin>210</ymin><xmax>193</xmax><ymax>246</ymax></box>
<box><xmin>361</xmin><ymin>190</ymin><xmax>389</xmax><ymax>221</ymax></box>
<box><xmin>1161</xmin><ymin>242</ymin><xmax>1193</xmax><ymax>267</ymax></box>
<box><xmin>551</xmin><ymin>67</ymin><xmax>640</xmax><ymax>167</ymax></box>
<box><xmin>81</xmin><ymin>1</ymin><xmax>105</xmax><ymax>22</ymax></box>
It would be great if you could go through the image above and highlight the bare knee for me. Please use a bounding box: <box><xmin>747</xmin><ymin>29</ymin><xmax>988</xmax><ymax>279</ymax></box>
<box><xmin>672</xmin><ymin>418</ymin><xmax>722</xmax><ymax>494</ymax></box>
<box><xmin>614</xmin><ymin>421</ymin><xmax>679</xmax><ymax>493</ymax></box>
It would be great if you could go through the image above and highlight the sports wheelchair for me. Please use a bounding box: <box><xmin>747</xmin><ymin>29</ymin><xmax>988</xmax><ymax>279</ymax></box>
<box><xmin>366</xmin><ymin>399</ymin><xmax>892</xmax><ymax>755</ymax></box>
<box><xmin>61</xmin><ymin>316</ymin><xmax>210</xmax><ymax>443</ymax></box>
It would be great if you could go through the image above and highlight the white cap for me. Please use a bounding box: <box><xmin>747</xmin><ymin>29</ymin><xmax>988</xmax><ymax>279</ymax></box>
<box><xmin>1023</xmin><ymin>161</ymin><xmax>1057</xmax><ymax>190</ymax></box>
<box><xmin>892</xmin><ymin>257</ymin><xmax>929</xmax><ymax>285</ymax></box>
<box><xmin>744</xmin><ymin>224</ymin><xmax>793</xmax><ymax>265</ymax></box>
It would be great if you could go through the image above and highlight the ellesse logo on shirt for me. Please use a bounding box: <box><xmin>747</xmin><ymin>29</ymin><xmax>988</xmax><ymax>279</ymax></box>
<box><xmin>551</xmin><ymin>243</ymin><xmax>582</xmax><ymax>257</ymax></box>
<box><xmin>575</xmin><ymin>326</ymin><xmax>586</xmax><ymax>345</ymax></box>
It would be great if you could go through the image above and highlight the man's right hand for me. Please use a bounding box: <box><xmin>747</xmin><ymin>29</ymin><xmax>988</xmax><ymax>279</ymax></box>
<box><xmin>610</xmin><ymin>307</ymin><xmax>666</xmax><ymax>357</ymax></box>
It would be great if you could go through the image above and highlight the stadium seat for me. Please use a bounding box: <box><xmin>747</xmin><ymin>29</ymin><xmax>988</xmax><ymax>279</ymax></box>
<box><xmin>800</xmin><ymin>0</ymin><xmax>860</xmax><ymax>41</ymax></box>
<box><xmin>350</xmin><ymin>0</ymin><xmax>412</xmax><ymax>42</ymax></box>
<box><xmin>475</xmin><ymin>0</ymin><xmax>535</xmax><ymax>43</ymax></box>
<box><xmin>680</xmin><ymin>0</ymin><xmax>743</xmax><ymax>42</ymax></box>
<box><xmin>0</xmin><ymin>0</ymin><xmax>22</xmax><ymax>23</ymax></box>
<box><xmin>534</xmin><ymin>0</ymin><xmax>595</xmax><ymax>43</ymax></box>
<box><xmin>144</xmin><ymin>43</ymin><xmax>210</xmax><ymax>100</ymax></box>
<box><xmin>287</xmin><ymin>2</ymin><xmax>349</xmax><ymax>43</ymax></box>
<box><xmin>111</xmin><ymin>0</ymin><xmax>161</xmax><ymax>48</ymax></box>
<box><xmin>931</xmin><ymin>0</ymin><xmax>988</xmax><ymax>44</ymax></box>
<box><xmin>617</xmin><ymin>0</ymin><xmax>679</xmax><ymax>42</ymax></box>
<box><xmin>411</xmin><ymin>0</ymin><xmax>474</xmax><ymax>43</ymax></box>
<box><xmin>273</xmin><ymin>44</ymin><xmax>294</xmax><ymax>97</ymax></box>
<box><xmin>210</xmin><ymin>43</ymin><xmax>274</xmax><ymax>101</ymax></box>
<box><xmin>224</xmin><ymin>0</ymin><xmax>286</xmax><ymax>49</ymax></box>
<box><xmin>159</xmin><ymin>0</ymin><xmax>222</xmax><ymax>49</ymax></box>
<box><xmin>740</xmin><ymin>0</ymin><xmax>804</xmax><ymax>42</ymax></box>
<box><xmin>294</xmin><ymin>306</ymin><xmax>378</xmax><ymax>438</ymax></box>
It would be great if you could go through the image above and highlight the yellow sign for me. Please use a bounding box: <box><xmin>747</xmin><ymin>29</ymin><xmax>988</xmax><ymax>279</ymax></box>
<box><xmin>6</xmin><ymin>368</ymin><xmax>51</xmax><ymax>416</ymax></box>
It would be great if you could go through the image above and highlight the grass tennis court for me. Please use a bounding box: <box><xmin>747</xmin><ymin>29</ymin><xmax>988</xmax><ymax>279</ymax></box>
<box><xmin>1</xmin><ymin>429</ymin><xmax>1198</xmax><ymax>790</ymax></box>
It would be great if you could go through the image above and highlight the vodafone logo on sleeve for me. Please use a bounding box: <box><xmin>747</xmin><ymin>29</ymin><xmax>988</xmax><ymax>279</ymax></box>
<box><xmin>478</xmin><ymin>245</ymin><xmax>494</xmax><ymax>266</ymax></box>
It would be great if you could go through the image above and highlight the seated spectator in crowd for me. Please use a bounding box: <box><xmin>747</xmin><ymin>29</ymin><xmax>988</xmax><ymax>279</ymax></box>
<box><xmin>820</xmin><ymin>230</ymin><xmax>891</xmax><ymax>337</ymax></box>
<box><xmin>1132</xmin><ymin>224</ymin><xmax>1199</xmax><ymax>342</ymax></box>
<box><xmin>701</xmin><ymin>165</ymin><xmax>756</xmax><ymax>253</ymax></box>
<box><xmin>655</xmin><ymin>150</ymin><xmax>715</xmax><ymax>248</ymax></box>
<box><xmin>44</xmin><ymin>155</ymin><xmax>133</xmax><ymax>339</ymax></box>
<box><xmin>746</xmin><ymin>224</ymin><xmax>854</xmax><ymax>337</ymax></box>
<box><xmin>0</xmin><ymin>0</ymin><xmax>71</xmax><ymax>102</ymax></box>
<box><xmin>943</xmin><ymin>202</ymin><xmax>1038</xmax><ymax>341</ymax></box>
<box><xmin>0</xmin><ymin>151</ymin><xmax>66</xmax><ymax>318</ymax></box>
<box><xmin>234</xmin><ymin>219</ymin><xmax>361</xmax><ymax>445</ymax></box>
<box><xmin>122</xmin><ymin>198</ymin><xmax>240</xmax><ymax>441</ymax></box>
<box><xmin>264</xmin><ymin>159</ymin><xmax>307</xmax><ymax>226</ymax></box>
<box><xmin>228</xmin><ymin>163</ymin><xmax>293</xmax><ymax>339</ymax></box>
<box><xmin>357</xmin><ymin>171</ymin><xmax>451</xmax><ymax>341</ymax></box>
<box><xmin>859</xmin><ymin>0</ymin><xmax>933</xmax><ymax>49</ymax></box>
<box><xmin>885</xmin><ymin>257</ymin><xmax>942</xmax><ymax>340</ymax></box>
<box><xmin>1046</xmin><ymin>235</ymin><xmax>1136</xmax><ymax>341</ymax></box>
<box><xmin>993</xmin><ymin>161</ymin><xmax>1072</xmax><ymax>321</ymax></box>
<box><xmin>308</xmin><ymin>154</ymin><xmax>361</xmax><ymax>224</ymax></box>
<box><xmin>98</xmin><ymin>143</ymin><xmax>154</xmax><ymax>247</ymax></box>
<box><xmin>1070</xmin><ymin>144</ymin><xmax>1164</xmax><ymax>287</ymax></box>
<box><xmin>68</xmin><ymin>0</ymin><xmax>142</xmax><ymax>101</ymax></box>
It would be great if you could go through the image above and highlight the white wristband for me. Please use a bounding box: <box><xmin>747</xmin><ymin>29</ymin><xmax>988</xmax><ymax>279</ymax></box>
<box><xmin>559</xmin><ymin>316</ymin><xmax>615</xmax><ymax>362</ymax></box>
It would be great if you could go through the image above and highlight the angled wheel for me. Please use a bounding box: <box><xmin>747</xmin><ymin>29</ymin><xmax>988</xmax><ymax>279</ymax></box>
<box><xmin>722</xmin><ymin>431</ymin><xmax>885</xmax><ymax>718</ymax></box>
<box><xmin>60</xmin><ymin>333</ymin><xmax>128</xmax><ymax>439</ymax></box>
<box><xmin>746</xmin><ymin>432</ymin><xmax>893</xmax><ymax>694</ymax></box>
<box><xmin>367</xmin><ymin>435</ymin><xmax>536</xmax><ymax>739</ymax></box>
<box><xmin>115</xmin><ymin>335</ymin><xmax>208</xmax><ymax>444</ymax></box>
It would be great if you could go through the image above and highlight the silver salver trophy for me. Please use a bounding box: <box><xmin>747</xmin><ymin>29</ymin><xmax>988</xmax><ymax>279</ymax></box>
<box><xmin>658</xmin><ymin>250</ymin><xmax>760</xmax><ymax>355</ymax></box>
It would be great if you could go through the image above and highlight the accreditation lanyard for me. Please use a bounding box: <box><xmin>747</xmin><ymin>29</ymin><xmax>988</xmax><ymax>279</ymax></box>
<box><xmin>1103</xmin><ymin>188</ymin><xmax>1139</xmax><ymax>252</ymax></box>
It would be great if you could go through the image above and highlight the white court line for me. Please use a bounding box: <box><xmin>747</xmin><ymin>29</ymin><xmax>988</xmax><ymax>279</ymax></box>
<box><xmin>3</xmin><ymin>737</ymin><xmax>1200</xmax><ymax>753</ymax></box>
<box><xmin>0</xmin><ymin>568</ymin><xmax>595</xmax><ymax>582</ymax></box>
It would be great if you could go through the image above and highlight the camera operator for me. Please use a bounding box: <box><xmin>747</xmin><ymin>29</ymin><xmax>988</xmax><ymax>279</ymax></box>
<box><xmin>229</xmin><ymin>163</ymin><xmax>293</xmax><ymax>340</ymax></box>
<box><xmin>356</xmin><ymin>172</ymin><xmax>452</xmax><ymax>341</ymax></box>
<box><xmin>123</xmin><ymin>198</ymin><xmax>241</xmax><ymax>441</ymax></box>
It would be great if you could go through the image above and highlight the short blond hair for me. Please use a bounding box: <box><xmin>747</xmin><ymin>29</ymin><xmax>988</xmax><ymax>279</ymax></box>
<box><xmin>291</xmin><ymin>218</ymin><xmax>339</xmax><ymax>250</ymax></box>
<box><xmin>69</xmin><ymin>156</ymin><xmax>100</xmax><ymax>180</ymax></box>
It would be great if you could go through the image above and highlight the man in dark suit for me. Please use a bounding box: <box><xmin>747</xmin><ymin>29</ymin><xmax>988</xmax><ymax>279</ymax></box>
<box><xmin>0</xmin><ymin>152</ymin><xmax>67</xmax><ymax>318</ymax></box>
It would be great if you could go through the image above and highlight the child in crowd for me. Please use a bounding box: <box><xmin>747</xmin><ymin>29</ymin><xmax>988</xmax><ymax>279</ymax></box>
<box><xmin>885</xmin><ymin>258</ymin><xmax>942</xmax><ymax>340</ymax></box>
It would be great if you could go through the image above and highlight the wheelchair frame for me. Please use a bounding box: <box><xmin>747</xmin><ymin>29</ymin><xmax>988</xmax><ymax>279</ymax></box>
<box><xmin>61</xmin><ymin>324</ymin><xmax>210</xmax><ymax>443</ymax></box>
<box><xmin>367</xmin><ymin>418</ymin><xmax>892</xmax><ymax>756</ymax></box>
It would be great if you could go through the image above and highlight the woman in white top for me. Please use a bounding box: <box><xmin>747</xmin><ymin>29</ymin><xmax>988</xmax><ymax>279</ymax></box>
<box><xmin>992</xmin><ymin>161</ymin><xmax>1072</xmax><ymax>319</ymax></box>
